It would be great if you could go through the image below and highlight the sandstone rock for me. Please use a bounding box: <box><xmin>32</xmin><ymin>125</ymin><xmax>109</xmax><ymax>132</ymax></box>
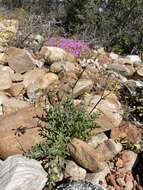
<box><xmin>23</xmin><ymin>69</ymin><xmax>58</xmax><ymax>88</ymax></box>
<box><xmin>68</xmin><ymin>138</ymin><xmax>105</xmax><ymax>172</ymax></box>
<box><xmin>50</xmin><ymin>61</ymin><xmax>76</xmax><ymax>73</ymax></box>
<box><xmin>69</xmin><ymin>138</ymin><xmax>122</xmax><ymax>173</ymax></box>
<box><xmin>0</xmin><ymin>93</ymin><xmax>29</xmax><ymax>114</ymax></box>
<box><xmin>0</xmin><ymin>69</ymin><xmax>12</xmax><ymax>90</ymax></box>
<box><xmin>0</xmin><ymin>106</ymin><xmax>43</xmax><ymax>158</ymax></box>
<box><xmin>23</xmin><ymin>68</ymin><xmax>46</xmax><ymax>87</ymax></box>
<box><xmin>107</xmin><ymin>63</ymin><xmax>135</xmax><ymax>77</ymax></box>
<box><xmin>73</xmin><ymin>79</ymin><xmax>93</xmax><ymax>98</ymax></box>
<box><xmin>86</xmin><ymin>93</ymin><xmax>123</xmax><ymax>134</ymax></box>
<box><xmin>6</xmin><ymin>47</ymin><xmax>36</xmax><ymax>73</ymax></box>
<box><xmin>111</xmin><ymin>122</ymin><xmax>142</xmax><ymax>144</ymax></box>
<box><xmin>64</xmin><ymin>161</ymin><xmax>86</xmax><ymax>181</ymax></box>
<box><xmin>98</xmin><ymin>54</ymin><xmax>111</xmax><ymax>65</ymax></box>
<box><xmin>95</xmin><ymin>139</ymin><xmax>122</xmax><ymax>162</ymax></box>
<box><xmin>57</xmin><ymin>82</ymin><xmax>74</xmax><ymax>101</ymax></box>
<box><xmin>26</xmin><ymin>76</ymin><xmax>59</xmax><ymax>101</ymax></box>
<box><xmin>88</xmin><ymin>133</ymin><xmax>108</xmax><ymax>148</ymax></box>
<box><xmin>40</xmin><ymin>46</ymin><xmax>75</xmax><ymax>63</ymax></box>
<box><xmin>11</xmin><ymin>73</ymin><xmax>24</xmax><ymax>82</ymax></box>
<box><xmin>118</xmin><ymin>150</ymin><xmax>137</xmax><ymax>171</ymax></box>
<box><xmin>0</xmin><ymin>155</ymin><xmax>47</xmax><ymax>190</ymax></box>
<box><xmin>106</xmin><ymin>170</ymin><xmax>135</xmax><ymax>190</ymax></box>
<box><xmin>86</xmin><ymin>163</ymin><xmax>110</xmax><ymax>186</ymax></box>
<box><xmin>26</xmin><ymin>83</ymin><xmax>43</xmax><ymax>100</ymax></box>
<box><xmin>41</xmin><ymin>72</ymin><xmax>59</xmax><ymax>88</ymax></box>
<box><xmin>23</xmin><ymin>69</ymin><xmax>58</xmax><ymax>100</ymax></box>
<box><xmin>6</xmin><ymin>83</ymin><xmax>24</xmax><ymax>97</ymax></box>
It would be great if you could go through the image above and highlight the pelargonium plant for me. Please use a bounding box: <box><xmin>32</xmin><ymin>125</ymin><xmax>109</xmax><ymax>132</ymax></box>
<box><xmin>47</xmin><ymin>37</ymin><xmax>90</xmax><ymax>58</ymax></box>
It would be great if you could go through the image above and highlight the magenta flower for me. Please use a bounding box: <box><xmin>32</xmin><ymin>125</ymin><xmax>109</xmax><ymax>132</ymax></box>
<box><xmin>47</xmin><ymin>37</ymin><xmax>90</xmax><ymax>58</ymax></box>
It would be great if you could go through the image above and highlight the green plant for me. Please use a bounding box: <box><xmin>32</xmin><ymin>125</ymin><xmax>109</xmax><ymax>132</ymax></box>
<box><xmin>28</xmin><ymin>99</ymin><xmax>99</xmax><ymax>189</ymax></box>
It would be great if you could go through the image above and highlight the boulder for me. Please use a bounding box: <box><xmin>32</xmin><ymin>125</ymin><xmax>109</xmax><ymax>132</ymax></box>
<box><xmin>73</xmin><ymin>79</ymin><xmax>93</xmax><ymax>98</ymax></box>
<box><xmin>107</xmin><ymin>63</ymin><xmax>135</xmax><ymax>77</ymax></box>
<box><xmin>39</xmin><ymin>72</ymin><xmax>59</xmax><ymax>88</ymax></box>
<box><xmin>106</xmin><ymin>172</ymin><xmax>134</xmax><ymax>190</ymax></box>
<box><xmin>23</xmin><ymin>69</ymin><xmax>46</xmax><ymax>88</ymax></box>
<box><xmin>86</xmin><ymin>93</ymin><xmax>123</xmax><ymax>134</ymax></box>
<box><xmin>0</xmin><ymin>93</ymin><xmax>29</xmax><ymax>114</ymax></box>
<box><xmin>11</xmin><ymin>73</ymin><xmax>24</xmax><ymax>82</ymax></box>
<box><xmin>0</xmin><ymin>106</ymin><xmax>43</xmax><ymax>158</ymax></box>
<box><xmin>118</xmin><ymin>150</ymin><xmax>137</xmax><ymax>171</ymax></box>
<box><xmin>111</xmin><ymin>122</ymin><xmax>142</xmax><ymax>144</ymax></box>
<box><xmin>50</xmin><ymin>61</ymin><xmax>76</xmax><ymax>73</ymax></box>
<box><xmin>40</xmin><ymin>46</ymin><xmax>75</xmax><ymax>64</ymax></box>
<box><xmin>6</xmin><ymin>47</ymin><xmax>36</xmax><ymax>73</ymax></box>
<box><xmin>23</xmin><ymin>69</ymin><xmax>59</xmax><ymax>100</ymax></box>
<box><xmin>0</xmin><ymin>155</ymin><xmax>47</xmax><ymax>190</ymax></box>
<box><xmin>64</xmin><ymin>161</ymin><xmax>86</xmax><ymax>181</ymax></box>
<box><xmin>68</xmin><ymin>138</ymin><xmax>105</xmax><ymax>172</ymax></box>
<box><xmin>0</xmin><ymin>69</ymin><xmax>12</xmax><ymax>90</ymax></box>
<box><xmin>6</xmin><ymin>82</ymin><xmax>24</xmax><ymax>97</ymax></box>
<box><xmin>23</xmin><ymin>69</ymin><xmax>58</xmax><ymax>88</ymax></box>
<box><xmin>86</xmin><ymin>163</ymin><xmax>110</xmax><ymax>187</ymax></box>
<box><xmin>98</xmin><ymin>54</ymin><xmax>111</xmax><ymax>65</ymax></box>
<box><xmin>94</xmin><ymin>139</ymin><xmax>122</xmax><ymax>162</ymax></box>
<box><xmin>69</xmin><ymin>138</ymin><xmax>122</xmax><ymax>173</ymax></box>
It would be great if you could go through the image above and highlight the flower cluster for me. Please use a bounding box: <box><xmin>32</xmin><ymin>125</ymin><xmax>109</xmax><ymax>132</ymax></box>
<box><xmin>47</xmin><ymin>37</ymin><xmax>90</xmax><ymax>58</ymax></box>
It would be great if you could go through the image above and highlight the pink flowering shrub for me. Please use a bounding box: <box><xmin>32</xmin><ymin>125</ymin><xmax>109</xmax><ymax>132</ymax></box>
<box><xmin>47</xmin><ymin>37</ymin><xmax>90</xmax><ymax>58</ymax></box>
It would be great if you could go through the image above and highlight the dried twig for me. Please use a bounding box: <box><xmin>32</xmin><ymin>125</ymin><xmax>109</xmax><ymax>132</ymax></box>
<box><xmin>89</xmin><ymin>73</ymin><xmax>112</xmax><ymax>115</ymax></box>
<box><xmin>15</xmin><ymin>136</ymin><xmax>27</xmax><ymax>154</ymax></box>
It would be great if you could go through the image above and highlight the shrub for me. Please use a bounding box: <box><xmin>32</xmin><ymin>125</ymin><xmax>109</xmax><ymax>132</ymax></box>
<box><xmin>28</xmin><ymin>99</ymin><xmax>99</xmax><ymax>189</ymax></box>
<box><xmin>64</xmin><ymin>0</ymin><xmax>143</xmax><ymax>54</ymax></box>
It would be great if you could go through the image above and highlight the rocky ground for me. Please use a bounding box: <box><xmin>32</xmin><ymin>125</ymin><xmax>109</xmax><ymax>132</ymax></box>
<box><xmin>0</xmin><ymin>16</ymin><xmax>143</xmax><ymax>190</ymax></box>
